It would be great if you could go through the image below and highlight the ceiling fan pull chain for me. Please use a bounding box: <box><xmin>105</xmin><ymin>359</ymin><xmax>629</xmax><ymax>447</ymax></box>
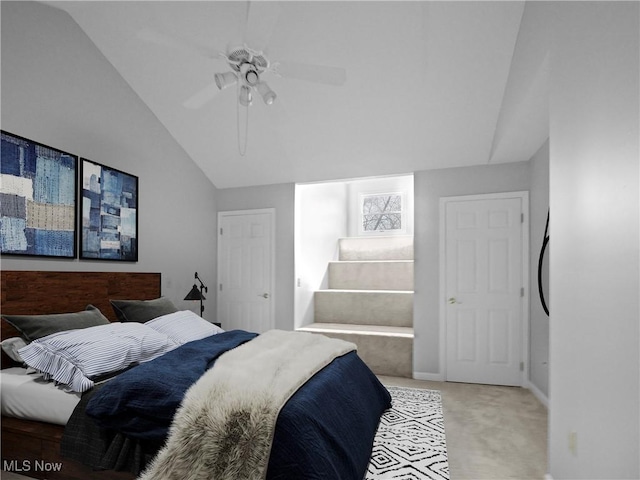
<box><xmin>236</xmin><ymin>84</ymin><xmax>249</xmax><ymax>157</ymax></box>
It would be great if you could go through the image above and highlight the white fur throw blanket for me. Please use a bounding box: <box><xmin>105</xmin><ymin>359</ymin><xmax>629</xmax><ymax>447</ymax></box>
<box><xmin>138</xmin><ymin>330</ymin><xmax>356</xmax><ymax>480</ymax></box>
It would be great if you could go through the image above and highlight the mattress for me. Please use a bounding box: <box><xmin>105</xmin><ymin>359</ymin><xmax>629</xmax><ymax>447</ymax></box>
<box><xmin>1</xmin><ymin>367</ymin><xmax>81</xmax><ymax>425</ymax></box>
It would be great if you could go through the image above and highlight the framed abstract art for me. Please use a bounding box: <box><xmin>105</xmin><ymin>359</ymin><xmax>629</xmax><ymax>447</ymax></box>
<box><xmin>80</xmin><ymin>158</ymin><xmax>138</xmax><ymax>261</ymax></box>
<box><xmin>0</xmin><ymin>131</ymin><xmax>78</xmax><ymax>258</ymax></box>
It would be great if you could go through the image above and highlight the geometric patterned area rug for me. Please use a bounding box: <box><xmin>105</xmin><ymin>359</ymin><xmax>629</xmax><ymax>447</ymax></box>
<box><xmin>366</xmin><ymin>386</ymin><xmax>450</xmax><ymax>480</ymax></box>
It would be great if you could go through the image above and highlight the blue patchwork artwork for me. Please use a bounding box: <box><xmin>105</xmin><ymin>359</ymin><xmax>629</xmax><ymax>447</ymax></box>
<box><xmin>81</xmin><ymin>158</ymin><xmax>138</xmax><ymax>261</ymax></box>
<box><xmin>0</xmin><ymin>131</ymin><xmax>77</xmax><ymax>258</ymax></box>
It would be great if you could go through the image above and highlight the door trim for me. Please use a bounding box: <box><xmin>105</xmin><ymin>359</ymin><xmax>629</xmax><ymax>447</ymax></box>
<box><xmin>439</xmin><ymin>192</ymin><xmax>529</xmax><ymax>386</ymax></box>
<box><xmin>217</xmin><ymin>208</ymin><xmax>276</xmax><ymax>331</ymax></box>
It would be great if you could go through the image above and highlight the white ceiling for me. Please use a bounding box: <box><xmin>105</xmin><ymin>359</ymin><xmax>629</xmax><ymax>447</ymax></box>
<box><xmin>47</xmin><ymin>1</ymin><xmax>549</xmax><ymax>189</ymax></box>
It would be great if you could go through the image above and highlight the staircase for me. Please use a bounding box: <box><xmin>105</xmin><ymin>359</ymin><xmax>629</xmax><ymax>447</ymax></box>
<box><xmin>298</xmin><ymin>236</ymin><xmax>414</xmax><ymax>378</ymax></box>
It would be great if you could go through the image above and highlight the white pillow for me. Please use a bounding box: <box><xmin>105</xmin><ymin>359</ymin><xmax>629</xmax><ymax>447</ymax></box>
<box><xmin>1</xmin><ymin>337</ymin><xmax>28</xmax><ymax>363</ymax></box>
<box><xmin>145</xmin><ymin>310</ymin><xmax>224</xmax><ymax>345</ymax></box>
<box><xmin>18</xmin><ymin>322</ymin><xmax>178</xmax><ymax>393</ymax></box>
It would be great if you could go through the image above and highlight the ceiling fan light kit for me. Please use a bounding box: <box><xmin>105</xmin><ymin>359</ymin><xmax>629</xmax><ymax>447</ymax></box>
<box><xmin>215</xmin><ymin>47</ymin><xmax>277</xmax><ymax>109</ymax></box>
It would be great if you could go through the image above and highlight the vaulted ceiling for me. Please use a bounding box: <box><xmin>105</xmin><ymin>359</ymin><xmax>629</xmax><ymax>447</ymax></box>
<box><xmin>47</xmin><ymin>1</ymin><xmax>549</xmax><ymax>189</ymax></box>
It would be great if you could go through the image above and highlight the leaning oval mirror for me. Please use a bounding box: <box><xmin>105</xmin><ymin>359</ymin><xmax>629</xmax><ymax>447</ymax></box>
<box><xmin>537</xmin><ymin>212</ymin><xmax>550</xmax><ymax>316</ymax></box>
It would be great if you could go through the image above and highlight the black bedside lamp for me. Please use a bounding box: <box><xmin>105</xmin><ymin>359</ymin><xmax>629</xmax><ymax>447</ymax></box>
<box><xmin>184</xmin><ymin>272</ymin><xmax>208</xmax><ymax>317</ymax></box>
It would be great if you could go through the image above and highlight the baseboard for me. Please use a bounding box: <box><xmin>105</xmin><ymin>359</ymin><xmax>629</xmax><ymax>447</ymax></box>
<box><xmin>526</xmin><ymin>380</ymin><xmax>549</xmax><ymax>409</ymax></box>
<box><xmin>413</xmin><ymin>371</ymin><xmax>444</xmax><ymax>382</ymax></box>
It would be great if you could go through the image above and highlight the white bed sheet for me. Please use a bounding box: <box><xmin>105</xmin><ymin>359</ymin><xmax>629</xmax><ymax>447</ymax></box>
<box><xmin>1</xmin><ymin>367</ymin><xmax>81</xmax><ymax>425</ymax></box>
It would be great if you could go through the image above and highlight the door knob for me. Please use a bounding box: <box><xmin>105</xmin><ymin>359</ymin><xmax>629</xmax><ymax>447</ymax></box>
<box><xmin>448</xmin><ymin>297</ymin><xmax>460</xmax><ymax>304</ymax></box>
<box><xmin>259</xmin><ymin>293</ymin><xmax>269</xmax><ymax>299</ymax></box>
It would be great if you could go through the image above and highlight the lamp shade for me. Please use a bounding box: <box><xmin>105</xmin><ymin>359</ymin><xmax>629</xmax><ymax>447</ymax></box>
<box><xmin>257</xmin><ymin>81</ymin><xmax>277</xmax><ymax>105</ymax></box>
<box><xmin>184</xmin><ymin>284</ymin><xmax>205</xmax><ymax>301</ymax></box>
<box><xmin>214</xmin><ymin>71</ymin><xmax>238</xmax><ymax>90</ymax></box>
<box><xmin>239</xmin><ymin>85</ymin><xmax>253</xmax><ymax>106</ymax></box>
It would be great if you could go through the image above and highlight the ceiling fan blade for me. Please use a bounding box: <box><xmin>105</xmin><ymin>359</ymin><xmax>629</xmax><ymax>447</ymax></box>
<box><xmin>183</xmin><ymin>82</ymin><xmax>222</xmax><ymax>110</ymax></box>
<box><xmin>243</xmin><ymin>1</ymin><xmax>281</xmax><ymax>52</ymax></box>
<box><xmin>273</xmin><ymin>61</ymin><xmax>347</xmax><ymax>86</ymax></box>
<box><xmin>137</xmin><ymin>28</ymin><xmax>221</xmax><ymax>60</ymax></box>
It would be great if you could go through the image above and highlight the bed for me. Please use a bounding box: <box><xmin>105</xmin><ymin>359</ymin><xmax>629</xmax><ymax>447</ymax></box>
<box><xmin>1</xmin><ymin>271</ymin><xmax>391</xmax><ymax>480</ymax></box>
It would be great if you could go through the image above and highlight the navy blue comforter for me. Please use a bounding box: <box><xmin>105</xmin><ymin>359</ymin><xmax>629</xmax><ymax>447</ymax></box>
<box><xmin>86</xmin><ymin>330</ymin><xmax>391</xmax><ymax>480</ymax></box>
<box><xmin>87</xmin><ymin>330</ymin><xmax>257</xmax><ymax>440</ymax></box>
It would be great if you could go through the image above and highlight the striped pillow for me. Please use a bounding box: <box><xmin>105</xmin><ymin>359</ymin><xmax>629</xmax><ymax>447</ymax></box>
<box><xmin>18</xmin><ymin>323</ymin><xmax>178</xmax><ymax>393</ymax></box>
<box><xmin>145</xmin><ymin>310</ymin><xmax>224</xmax><ymax>345</ymax></box>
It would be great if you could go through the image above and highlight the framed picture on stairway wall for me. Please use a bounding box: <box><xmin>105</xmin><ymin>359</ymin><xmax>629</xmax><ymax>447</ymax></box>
<box><xmin>80</xmin><ymin>158</ymin><xmax>138</xmax><ymax>261</ymax></box>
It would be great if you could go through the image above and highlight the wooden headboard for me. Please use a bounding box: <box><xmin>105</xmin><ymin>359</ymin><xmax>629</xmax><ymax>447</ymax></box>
<box><xmin>1</xmin><ymin>270</ymin><xmax>162</xmax><ymax>343</ymax></box>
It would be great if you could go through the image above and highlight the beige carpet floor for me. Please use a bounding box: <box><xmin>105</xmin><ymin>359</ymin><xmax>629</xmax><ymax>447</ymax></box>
<box><xmin>378</xmin><ymin>376</ymin><xmax>548</xmax><ymax>480</ymax></box>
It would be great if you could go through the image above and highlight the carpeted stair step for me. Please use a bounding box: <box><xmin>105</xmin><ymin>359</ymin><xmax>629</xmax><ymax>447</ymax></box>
<box><xmin>314</xmin><ymin>289</ymin><xmax>413</xmax><ymax>327</ymax></box>
<box><xmin>297</xmin><ymin>323</ymin><xmax>413</xmax><ymax>378</ymax></box>
<box><xmin>328</xmin><ymin>260</ymin><xmax>414</xmax><ymax>291</ymax></box>
<box><xmin>339</xmin><ymin>236</ymin><xmax>414</xmax><ymax>261</ymax></box>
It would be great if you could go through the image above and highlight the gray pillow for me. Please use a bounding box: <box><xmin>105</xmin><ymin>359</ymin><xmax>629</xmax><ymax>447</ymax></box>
<box><xmin>1</xmin><ymin>337</ymin><xmax>28</xmax><ymax>363</ymax></box>
<box><xmin>110</xmin><ymin>297</ymin><xmax>178</xmax><ymax>323</ymax></box>
<box><xmin>2</xmin><ymin>305</ymin><xmax>110</xmax><ymax>342</ymax></box>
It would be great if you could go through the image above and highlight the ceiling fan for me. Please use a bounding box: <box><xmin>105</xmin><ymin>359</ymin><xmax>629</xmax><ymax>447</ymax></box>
<box><xmin>137</xmin><ymin>2</ymin><xmax>346</xmax><ymax>155</ymax></box>
<box><xmin>137</xmin><ymin>3</ymin><xmax>346</xmax><ymax>111</ymax></box>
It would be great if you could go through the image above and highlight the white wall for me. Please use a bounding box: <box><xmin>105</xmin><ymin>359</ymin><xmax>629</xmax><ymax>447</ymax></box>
<box><xmin>1</xmin><ymin>2</ymin><xmax>219</xmax><ymax>319</ymax></box>
<box><xmin>548</xmin><ymin>2</ymin><xmax>639</xmax><ymax>478</ymax></box>
<box><xmin>529</xmin><ymin>140</ymin><xmax>550</xmax><ymax>400</ymax></box>
<box><xmin>216</xmin><ymin>183</ymin><xmax>295</xmax><ymax>331</ymax></box>
<box><xmin>294</xmin><ymin>182</ymin><xmax>348</xmax><ymax>328</ymax></box>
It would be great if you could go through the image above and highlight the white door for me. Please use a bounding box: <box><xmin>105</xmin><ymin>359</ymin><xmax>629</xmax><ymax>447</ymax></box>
<box><xmin>217</xmin><ymin>209</ymin><xmax>275</xmax><ymax>333</ymax></box>
<box><xmin>443</xmin><ymin>194</ymin><xmax>527</xmax><ymax>386</ymax></box>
